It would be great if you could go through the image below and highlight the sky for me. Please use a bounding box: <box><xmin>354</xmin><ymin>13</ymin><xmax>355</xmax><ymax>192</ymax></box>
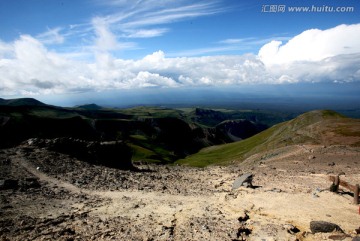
<box><xmin>0</xmin><ymin>0</ymin><xmax>360</xmax><ymax>106</ymax></box>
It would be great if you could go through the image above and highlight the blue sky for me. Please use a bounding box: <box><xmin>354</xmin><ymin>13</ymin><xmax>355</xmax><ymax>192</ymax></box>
<box><xmin>1</xmin><ymin>0</ymin><xmax>359</xmax><ymax>58</ymax></box>
<box><xmin>0</xmin><ymin>0</ymin><xmax>360</xmax><ymax>105</ymax></box>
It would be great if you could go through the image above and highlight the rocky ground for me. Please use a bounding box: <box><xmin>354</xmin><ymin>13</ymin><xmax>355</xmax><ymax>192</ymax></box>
<box><xmin>1</xmin><ymin>142</ymin><xmax>360</xmax><ymax>240</ymax></box>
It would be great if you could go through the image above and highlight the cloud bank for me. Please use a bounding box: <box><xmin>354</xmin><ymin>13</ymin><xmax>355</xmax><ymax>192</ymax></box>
<box><xmin>0</xmin><ymin>23</ymin><xmax>360</xmax><ymax>96</ymax></box>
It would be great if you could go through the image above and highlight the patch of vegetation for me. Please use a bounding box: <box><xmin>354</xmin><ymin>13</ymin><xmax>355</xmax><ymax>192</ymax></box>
<box><xmin>127</xmin><ymin>143</ymin><xmax>163</xmax><ymax>164</ymax></box>
<box><xmin>176</xmin><ymin>122</ymin><xmax>282</xmax><ymax>167</ymax></box>
<box><xmin>122</xmin><ymin>106</ymin><xmax>184</xmax><ymax>119</ymax></box>
<box><xmin>321</xmin><ymin>110</ymin><xmax>345</xmax><ymax>118</ymax></box>
<box><xmin>29</xmin><ymin>109</ymin><xmax>79</xmax><ymax>119</ymax></box>
<box><xmin>128</xmin><ymin>135</ymin><xmax>177</xmax><ymax>163</ymax></box>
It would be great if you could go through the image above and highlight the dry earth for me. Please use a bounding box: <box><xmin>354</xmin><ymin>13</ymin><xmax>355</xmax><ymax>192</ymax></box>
<box><xmin>1</xmin><ymin>142</ymin><xmax>360</xmax><ymax>240</ymax></box>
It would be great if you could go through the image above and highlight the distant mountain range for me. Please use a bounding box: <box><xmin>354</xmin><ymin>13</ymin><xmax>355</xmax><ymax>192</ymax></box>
<box><xmin>1</xmin><ymin>98</ymin><xmax>358</xmax><ymax>167</ymax></box>
<box><xmin>75</xmin><ymin>104</ymin><xmax>103</xmax><ymax>110</ymax></box>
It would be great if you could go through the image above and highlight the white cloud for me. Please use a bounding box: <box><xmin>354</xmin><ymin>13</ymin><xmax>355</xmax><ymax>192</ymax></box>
<box><xmin>193</xmin><ymin>36</ymin><xmax>292</xmax><ymax>57</ymax></box>
<box><xmin>0</xmin><ymin>35</ymin><xmax>91</xmax><ymax>95</ymax></box>
<box><xmin>258</xmin><ymin>23</ymin><xmax>360</xmax><ymax>83</ymax></box>
<box><xmin>0</xmin><ymin>24</ymin><xmax>359</xmax><ymax>96</ymax></box>
<box><xmin>19</xmin><ymin>0</ymin><xmax>224</xmax><ymax>61</ymax></box>
<box><xmin>258</xmin><ymin>24</ymin><xmax>360</xmax><ymax>66</ymax></box>
<box><xmin>92</xmin><ymin>17</ymin><xmax>119</xmax><ymax>51</ymax></box>
<box><xmin>37</xmin><ymin>27</ymin><xmax>65</xmax><ymax>45</ymax></box>
<box><xmin>124</xmin><ymin>28</ymin><xmax>169</xmax><ymax>38</ymax></box>
<box><xmin>131</xmin><ymin>71</ymin><xmax>179</xmax><ymax>88</ymax></box>
<box><xmin>272</xmin><ymin>53</ymin><xmax>360</xmax><ymax>84</ymax></box>
<box><xmin>93</xmin><ymin>0</ymin><xmax>223</xmax><ymax>40</ymax></box>
<box><xmin>219</xmin><ymin>39</ymin><xmax>245</xmax><ymax>44</ymax></box>
<box><xmin>120</xmin><ymin>2</ymin><xmax>222</xmax><ymax>29</ymax></box>
<box><xmin>168</xmin><ymin>46</ymin><xmax>240</xmax><ymax>57</ymax></box>
<box><xmin>0</xmin><ymin>40</ymin><xmax>13</xmax><ymax>59</ymax></box>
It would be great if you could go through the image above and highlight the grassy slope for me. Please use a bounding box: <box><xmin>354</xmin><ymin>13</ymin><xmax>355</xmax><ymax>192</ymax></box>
<box><xmin>128</xmin><ymin>135</ymin><xmax>177</xmax><ymax>163</ymax></box>
<box><xmin>117</xmin><ymin>107</ymin><xmax>294</xmax><ymax>163</ymax></box>
<box><xmin>177</xmin><ymin>110</ymin><xmax>360</xmax><ymax>167</ymax></box>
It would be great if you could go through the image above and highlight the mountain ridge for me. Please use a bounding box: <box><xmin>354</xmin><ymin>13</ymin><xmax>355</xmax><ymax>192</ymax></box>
<box><xmin>177</xmin><ymin>110</ymin><xmax>360</xmax><ymax>167</ymax></box>
<box><xmin>0</xmin><ymin>98</ymin><xmax>47</xmax><ymax>106</ymax></box>
<box><xmin>75</xmin><ymin>104</ymin><xmax>103</xmax><ymax>110</ymax></box>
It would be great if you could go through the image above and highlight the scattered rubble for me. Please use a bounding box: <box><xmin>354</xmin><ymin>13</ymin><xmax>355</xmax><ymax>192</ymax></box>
<box><xmin>1</xmin><ymin>143</ymin><xmax>359</xmax><ymax>240</ymax></box>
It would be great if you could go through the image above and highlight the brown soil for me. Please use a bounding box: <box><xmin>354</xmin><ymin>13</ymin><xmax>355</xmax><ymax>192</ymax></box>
<box><xmin>1</xmin><ymin>143</ymin><xmax>360</xmax><ymax>240</ymax></box>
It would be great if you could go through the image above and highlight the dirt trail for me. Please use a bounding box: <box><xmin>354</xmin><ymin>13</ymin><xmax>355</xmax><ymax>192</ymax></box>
<box><xmin>13</xmin><ymin>154</ymin><xmax>83</xmax><ymax>194</ymax></box>
<box><xmin>14</xmin><ymin>154</ymin><xmax>224</xmax><ymax>207</ymax></box>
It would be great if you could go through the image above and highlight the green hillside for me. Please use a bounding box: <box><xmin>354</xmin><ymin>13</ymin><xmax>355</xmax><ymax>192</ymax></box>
<box><xmin>177</xmin><ymin>110</ymin><xmax>360</xmax><ymax>167</ymax></box>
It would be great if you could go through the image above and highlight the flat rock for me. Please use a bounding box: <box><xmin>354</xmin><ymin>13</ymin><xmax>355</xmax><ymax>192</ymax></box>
<box><xmin>310</xmin><ymin>221</ymin><xmax>343</xmax><ymax>233</ymax></box>
<box><xmin>232</xmin><ymin>173</ymin><xmax>253</xmax><ymax>190</ymax></box>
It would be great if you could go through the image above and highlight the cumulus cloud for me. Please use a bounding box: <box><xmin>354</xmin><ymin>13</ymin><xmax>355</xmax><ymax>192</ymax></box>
<box><xmin>0</xmin><ymin>23</ymin><xmax>360</xmax><ymax>96</ymax></box>
<box><xmin>258</xmin><ymin>23</ymin><xmax>360</xmax><ymax>83</ymax></box>
<box><xmin>0</xmin><ymin>37</ymin><xmax>268</xmax><ymax>95</ymax></box>
<box><xmin>258</xmin><ymin>24</ymin><xmax>360</xmax><ymax>66</ymax></box>
<box><xmin>0</xmin><ymin>35</ymin><xmax>88</xmax><ymax>95</ymax></box>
